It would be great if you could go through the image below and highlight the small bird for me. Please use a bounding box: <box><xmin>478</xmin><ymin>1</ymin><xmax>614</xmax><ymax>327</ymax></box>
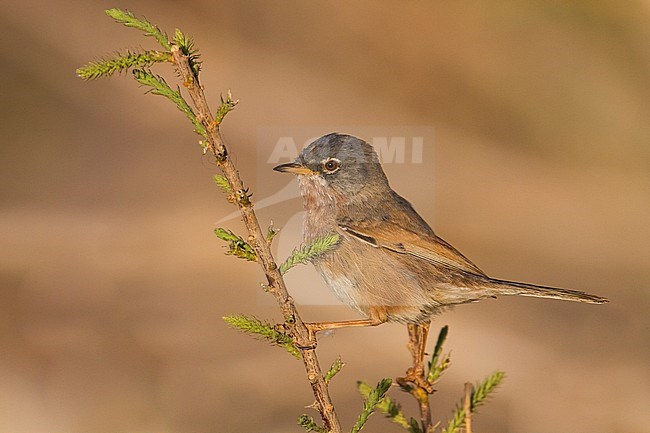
<box><xmin>274</xmin><ymin>133</ymin><xmax>608</xmax><ymax>335</ymax></box>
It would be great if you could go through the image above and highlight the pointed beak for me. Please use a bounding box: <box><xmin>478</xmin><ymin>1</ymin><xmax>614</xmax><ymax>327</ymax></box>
<box><xmin>273</xmin><ymin>162</ymin><xmax>315</xmax><ymax>176</ymax></box>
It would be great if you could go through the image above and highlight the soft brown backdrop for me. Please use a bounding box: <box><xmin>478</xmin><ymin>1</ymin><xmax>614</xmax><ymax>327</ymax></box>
<box><xmin>1</xmin><ymin>1</ymin><xmax>648</xmax><ymax>432</ymax></box>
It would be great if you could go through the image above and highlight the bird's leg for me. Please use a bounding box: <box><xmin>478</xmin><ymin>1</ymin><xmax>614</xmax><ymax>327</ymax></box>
<box><xmin>305</xmin><ymin>307</ymin><xmax>387</xmax><ymax>336</ymax></box>
<box><xmin>305</xmin><ymin>318</ymin><xmax>384</xmax><ymax>332</ymax></box>
<box><xmin>406</xmin><ymin>324</ymin><xmax>420</xmax><ymax>372</ymax></box>
<box><xmin>303</xmin><ymin>317</ymin><xmax>385</xmax><ymax>342</ymax></box>
<box><xmin>418</xmin><ymin>322</ymin><xmax>430</xmax><ymax>370</ymax></box>
<box><xmin>408</xmin><ymin>323</ymin><xmax>431</xmax><ymax>372</ymax></box>
<box><xmin>398</xmin><ymin>322</ymin><xmax>434</xmax><ymax>432</ymax></box>
<box><xmin>415</xmin><ymin>322</ymin><xmax>430</xmax><ymax>378</ymax></box>
<box><xmin>402</xmin><ymin>322</ymin><xmax>433</xmax><ymax>392</ymax></box>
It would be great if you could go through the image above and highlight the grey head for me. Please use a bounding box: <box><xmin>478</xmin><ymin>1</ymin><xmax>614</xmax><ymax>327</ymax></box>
<box><xmin>273</xmin><ymin>133</ymin><xmax>390</xmax><ymax>196</ymax></box>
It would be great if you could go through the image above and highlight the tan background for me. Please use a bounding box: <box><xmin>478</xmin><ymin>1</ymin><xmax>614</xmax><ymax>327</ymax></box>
<box><xmin>1</xmin><ymin>1</ymin><xmax>649</xmax><ymax>432</ymax></box>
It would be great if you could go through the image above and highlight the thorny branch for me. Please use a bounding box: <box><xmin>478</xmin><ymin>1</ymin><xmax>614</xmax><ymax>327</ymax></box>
<box><xmin>170</xmin><ymin>46</ymin><xmax>341</xmax><ymax>433</ymax></box>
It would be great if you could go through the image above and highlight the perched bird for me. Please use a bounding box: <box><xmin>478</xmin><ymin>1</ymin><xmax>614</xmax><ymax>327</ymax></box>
<box><xmin>274</xmin><ymin>133</ymin><xmax>608</xmax><ymax>334</ymax></box>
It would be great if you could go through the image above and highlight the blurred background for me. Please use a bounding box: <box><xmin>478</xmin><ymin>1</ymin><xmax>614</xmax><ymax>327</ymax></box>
<box><xmin>1</xmin><ymin>1</ymin><xmax>648</xmax><ymax>432</ymax></box>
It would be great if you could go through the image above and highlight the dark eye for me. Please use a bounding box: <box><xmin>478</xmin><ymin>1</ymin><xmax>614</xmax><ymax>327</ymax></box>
<box><xmin>323</xmin><ymin>159</ymin><xmax>340</xmax><ymax>173</ymax></box>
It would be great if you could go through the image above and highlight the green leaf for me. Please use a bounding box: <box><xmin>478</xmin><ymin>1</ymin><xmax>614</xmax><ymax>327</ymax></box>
<box><xmin>77</xmin><ymin>50</ymin><xmax>170</xmax><ymax>80</ymax></box>
<box><xmin>214</xmin><ymin>228</ymin><xmax>257</xmax><ymax>261</ymax></box>
<box><xmin>430</xmin><ymin>325</ymin><xmax>448</xmax><ymax>368</ymax></box>
<box><xmin>266</xmin><ymin>222</ymin><xmax>280</xmax><ymax>244</ymax></box>
<box><xmin>324</xmin><ymin>356</ymin><xmax>344</xmax><ymax>384</ymax></box>
<box><xmin>470</xmin><ymin>370</ymin><xmax>506</xmax><ymax>410</ymax></box>
<box><xmin>105</xmin><ymin>8</ymin><xmax>170</xmax><ymax>50</ymax></box>
<box><xmin>297</xmin><ymin>415</ymin><xmax>327</xmax><ymax>433</ymax></box>
<box><xmin>357</xmin><ymin>381</ymin><xmax>420</xmax><ymax>433</ymax></box>
<box><xmin>223</xmin><ymin>315</ymin><xmax>300</xmax><ymax>358</ymax></box>
<box><xmin>213</xmin><ymin>174</ymin><xmax>232</xmax><ymax>195</ymax></box>
<box><xmin>408</xmin><ymin>418</ymin><xmax>421</xmax><ymax>433</ymax></box>
<box><xmin>427</xmin><ymin>325</ymin><xmax>450</xmax><ymax>384</ymax></box>
<box><xmin>442</xmin><ymin>371</ymin><xmax>506</xmax><ymax>433</ymax></box>
<box><xmin>131</xmin><ymin>69</ymin><xmax>207</xmax><ymax>137</ymax></box>
<box><xmin>351</xmin><ymin>378</ymin><xmax>392</xmax><ymax>433</ymax></box>
<box><xmin>279</xmin><ymin>233</ymin><xmax>339</xmax><ymax>274</ymax></box>
<box><xmin>173</xmin><ymin>28</ymin><xmax>202</xmax><ymax>78</ymax></box>
<box><xmin>215</xmin><ymin>90</ymin><xmax>239</xmax><ymax>125</ymax></box>
<box><xmin>234</xmin><ymin>187</ymin><xmax>253</xmax><ymax>207</ymax></box>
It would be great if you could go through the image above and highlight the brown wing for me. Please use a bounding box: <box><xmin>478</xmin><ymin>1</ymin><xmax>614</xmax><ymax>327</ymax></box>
<box><xmin>339</xmin><ymin>222</ymin><xmax>485</xmax><ymax>276</ymax></box>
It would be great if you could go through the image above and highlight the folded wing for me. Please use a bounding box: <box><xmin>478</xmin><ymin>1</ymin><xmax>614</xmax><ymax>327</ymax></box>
<box><xmin>339</xmin><ymin>222</ymin><xmax>485</xmax><ymax>276</ymax></box>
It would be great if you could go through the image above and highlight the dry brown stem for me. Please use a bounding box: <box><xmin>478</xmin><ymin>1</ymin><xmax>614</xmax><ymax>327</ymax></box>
<box><xmin>170</xmin><ymin>45</ymin><xmax>341</xmax><ymax>433</ymax></box>
<box><xmin>464</xmin><ymin>382</ymin><xmax>473</xmax><ymax>433</ymax></box>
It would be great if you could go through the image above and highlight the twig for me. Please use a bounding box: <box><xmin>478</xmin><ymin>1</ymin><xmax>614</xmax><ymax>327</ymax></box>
<box><xmin>442</xmin><ymin>372</ymin><xmax>505</xmax><ymax>433</ymax></box>
<box><xmin>464</xmin><ymin>382</ymin><xmax>472</xmax><ymax>433</ymax></box>
<box><xmin>169</xmin><ymin>45</ymin><xmax>341</xmax><ymax>433</ymax></box>
<box><xmin>351</xmin><ymin>379</ymin><xmax>393</xmax><ymax>433</ymax></box>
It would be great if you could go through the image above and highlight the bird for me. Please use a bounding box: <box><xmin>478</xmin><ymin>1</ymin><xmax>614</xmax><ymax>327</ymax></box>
<box><xmin>273</xmin><ymin>133</ymin><xmax>608</xmax><ymax>335</ymax></box>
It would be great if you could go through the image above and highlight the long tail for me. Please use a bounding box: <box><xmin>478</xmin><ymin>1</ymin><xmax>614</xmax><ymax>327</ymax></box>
<box><xmin>482</xmin><ymin>277</ymin><xmax>609</xmax><ymax>304</ymax></box>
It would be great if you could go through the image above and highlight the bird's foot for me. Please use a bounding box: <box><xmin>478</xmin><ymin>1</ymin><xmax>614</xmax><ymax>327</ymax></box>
<box><xmin>275</xmin><ymin>322</ymin><xmax>317</xmax><ymax>350</ymax></box>
<box><xmin>398</xmin><ymin>367</ymin><xmax>435</xmax><ymax>394</ymax></box>
<box><xmin>304</xmin><ymin>322</ymin><xmax>323</xmax><ymax>345</ymax></box>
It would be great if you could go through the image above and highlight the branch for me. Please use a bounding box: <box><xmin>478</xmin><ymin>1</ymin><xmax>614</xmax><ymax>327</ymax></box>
<box><xmin>351</xmin><ymin>378</ymin><xmax>392</xmax><ymax>433</ymax></box>
<box><xmin>105</xmin><ymin>8</ymin><xmax>170</xmax><ymax>50</ymax></box>
<box><xmin>170</xmin><ymin>44</ymin><xmax>342</xmax><ymax>433</ymax></box>
<box><xmin>76</xmin><ymin>50</ymin><xmax>170</xmax><ymax>80</ymax></box>
<box><xmin>280</xmin><ymin>234</ymin><xmax>340</xmax><ymax>274</ymax></box>
<box><xmin>463</xmin><ymin>382</ymin><xmax>472</xmax><ymax>433</ymax></box>
<box><xmin>223</xmin><ymin>315</ymin><xmax>300</xmax><ymax>358</ymax></box>
<box><xmin>442</xmin><ymin>371</ymin><xmax>505</xmax><ymax>433</ymax></box>
<box><xmin>427</xmin><ymin>325</ymin><xmax>450</xmax><ymax>384</ymax></box>
<box><xmin>298</xmin><ymin>415</ymin><xmax>328</xmax><ymax>433</ymax></box>
<box><xmin>358</xmin><ymin>381</ymin><xmax>420</xmax><ymax>433</ymax></box>
<box><xmin>214</xmin><ymin>228</ymin><xmax>257</xmax><ymax>261</ymax></box>
<box><xmin>324</xmin><ymin>357</ymin><xmax>344</xmax><ymax>384</ymax></box>
<box><xmin>131</xmin><ymin>69</ymin><xmax>207</xmax><ymax>137</ymax></box>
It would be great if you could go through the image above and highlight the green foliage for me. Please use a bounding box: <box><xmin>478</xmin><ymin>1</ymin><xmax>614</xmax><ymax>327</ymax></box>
<box><xmin>442</xmin><ymin>371</ymin><xmax>506</xmax><ymax>433</ymax></box>
<box><xmin>105</xmin><ymin>8</ymin><xmax>170</xmax><ymax>50</ymax></box>
<box><xmin>407</xmin><ymin>417</ymin><xmax>422</xmax><ymax>433</ymax></box>
<box><xmin>77</xmin><ymin>50</ymin><xmax>170</xmax><ymax>80</ymax></box>
<box><xmin>79</xmin><ymin>9</ymin><xmax>208</xmax><ymax>139</ymax></box>
<box><xmin>357</xmin><ymin>381</ymin><xmax>420</xmax><ymax>433</ymax></box>
<box><xmin>427</xmin><ymin>325</ymin><xmax>451</xmax><ymax>383</ymax></box>
<box><xmin>266</xmin><ymin>223</ymin><xmax>280</xmax><ymax>244</ymax></box>
<box><xmin>223</xmin><ymin>315</ymin><xmax>300</xmax><ymax>358</ymax></box>
<box><xmin>470</xmin><ymin>370</ymin><xmax>505</xmax><ymax>410</ymax></box>
<box><xmin>279</xmin><ymin>233</ymin><xmax>340</xmax><ymax>274</ymax></box>
<box><xmin>378</xmin><ymin>326</ymin><xmax>503</xmax><ymax>433</ymax></box>
<box><xmin>213</xmin><ymin>174</ymin><xmax>232</xmax><ymax>195</ymax></box>
<box><xmin>235</xmin><ymin>187</ymin><xmax>253</xmax><ymax>207</ymax></box>
<box><xmin>324</xmin><ymin>356</ymin><xmax>344</xmax><ymax>384</ymax></box>
<box><xmin>173</xmin><ymin>28</ymin><xmax>201</xmax><ymax>78</ymax></box>
<box><xmin>131</xmin><ymin>69</ymin><xmax>207</xmax><ymax>137</ymax></box>
<box><xmin>214</xmin><ymin>228</ymin><xmax>257</xmax><ymax>261</ymax></box>
<box><xmin>351</xmin><ymin>378</ymin><xmax>393</xmax><ymax>433</ymax></box>
<box><xmin>215</xmin><ymin>90</ymin><xmax>239</xmax><ymax>125</ymax></box>
<box><xmin>297</xmin><ymin>415</ymin><xmax>327</xmax><ymax>433</ymax></box>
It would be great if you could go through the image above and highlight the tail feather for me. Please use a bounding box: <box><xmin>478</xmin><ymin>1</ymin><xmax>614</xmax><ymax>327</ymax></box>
<box><xmin>484</xmin><ymin>278</ymin><xmax>609</xmax><ymax>304</ymax></box>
